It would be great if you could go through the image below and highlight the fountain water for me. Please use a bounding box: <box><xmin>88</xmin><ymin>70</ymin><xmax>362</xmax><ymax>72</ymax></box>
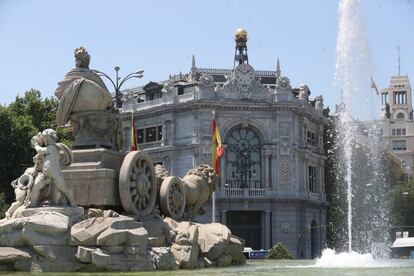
<box><xmin>316</xmin><ymin>0</ymin><xmax>392</xmax><ymax>266</ymax></box>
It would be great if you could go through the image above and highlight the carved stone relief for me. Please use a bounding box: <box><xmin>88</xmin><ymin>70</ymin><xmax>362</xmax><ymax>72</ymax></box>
<box><xmin>201</xmin><ymin>121</ymin><xmax>211</xmax><ymax>137</ymax></box>
<box><xmin>280</xmin><ymin>122</ymin><xmax>290</xmax><ymax>137</ymax></box>
<box><xmin>279</xmin><ymin>140</ymin><xmax>291</xmax><ymax>186</ymax></box>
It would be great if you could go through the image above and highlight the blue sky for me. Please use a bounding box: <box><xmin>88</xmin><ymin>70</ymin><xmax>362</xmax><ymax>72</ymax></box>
<box><xmin>0</xmin><ymin>0</ymin><xmax>413</xmax><ymax>120</ymax></box>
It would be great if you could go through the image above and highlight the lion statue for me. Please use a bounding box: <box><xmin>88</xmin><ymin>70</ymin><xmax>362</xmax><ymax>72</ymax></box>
<box><xmin>182</xmin><ymin>164</ymin><xmax>217</xmax><ymax>220</ymax></box>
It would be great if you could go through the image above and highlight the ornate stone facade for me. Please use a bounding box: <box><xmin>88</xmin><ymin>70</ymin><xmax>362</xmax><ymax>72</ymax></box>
<box><xmin>120</xmin><ymin>32</ymin><xmax>328</xmax><ymax>258</ymax></box>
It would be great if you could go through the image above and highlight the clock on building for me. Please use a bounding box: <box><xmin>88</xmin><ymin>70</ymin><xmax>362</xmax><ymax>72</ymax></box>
<box><xmin>234</xmin><ymin>63</ymin><xmax>256</xmax><ymax>85</ymax></box>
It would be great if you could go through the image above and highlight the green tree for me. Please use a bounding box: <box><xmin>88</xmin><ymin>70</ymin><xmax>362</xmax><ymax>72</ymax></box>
<box><xmin>0</xmin><ymin>89</ymin><xmax>72</xmax><ymax>206</ymax></box>
<box><xmin>0</xmin><ymin>193</ymin><xmax>8</xmax><ymax>219</ymax></box>
<box><xmin>390</xmin><ymin>180</ymin><xmax>414</xmax><ymax>228</ymax></box>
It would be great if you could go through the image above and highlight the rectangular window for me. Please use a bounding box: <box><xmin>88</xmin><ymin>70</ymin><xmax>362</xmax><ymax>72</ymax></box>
<box><xmin>392</xmin><ymin>140</ymin><xmax>407</xmax><ymax>151</ymax></box>
<box><xmin>393</xmin><ymin>128</ymin><xmax>406</xmax><ymax>136</ymax></box>
<box><xmin>145</xmin><ymin>127</ymin><xmax>157</xmax><ymax>143</ymax></box>
<box><xmin>307</xmin><ymin>131</ymin><xmax>316</xmax><ymax>146</ymax></box>
<box><xmin>308</xmin><ymin>166</ymin><xmax>316</xmax><ymax>192</ymax></box>
<box><xmin>136</xmin><ymin>125</ymin><xmax>163</xmax><ymax>144</ymax></box>
<box><xmin>137</xmin><ymin>129</ymin><xmax>144</xmax><ymax>144</ymax></box>
<box><xmin>146</xmin><ymin>92</ymin><xmax>154</xmax><ymax>101</ymax></box>
<box><xmin>177</xmin><ymin>86</ymin><xmax>184</xmax><ymax>95</ymax></box>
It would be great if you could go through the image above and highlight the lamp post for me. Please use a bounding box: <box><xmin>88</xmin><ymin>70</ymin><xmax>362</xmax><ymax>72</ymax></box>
<box><xmin>225</xmin><ymin>183</ymin><xmax>230</xmax><ymax>228</ymax></box>
<box><xmin>92</xmin><ymin>67</ymin><xmax>144</xmax><ymax>109</ymax></box>
<box><xmin>297</xmin><ymin>222</ymin><xmax>333</xmax><ymax>259</ymax></box>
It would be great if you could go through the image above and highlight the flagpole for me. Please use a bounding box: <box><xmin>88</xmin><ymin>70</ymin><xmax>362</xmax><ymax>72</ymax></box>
<box><xmin>212</xmin><ymin>110</ymin><xmax>216</xmax><ymax>223</ymax></box>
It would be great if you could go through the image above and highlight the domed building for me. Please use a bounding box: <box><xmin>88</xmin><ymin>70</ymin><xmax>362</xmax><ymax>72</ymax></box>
<box><xmin>120</xmin><ymin>29</ymin><xmax>329</xmax><ymax>258</ymax></box>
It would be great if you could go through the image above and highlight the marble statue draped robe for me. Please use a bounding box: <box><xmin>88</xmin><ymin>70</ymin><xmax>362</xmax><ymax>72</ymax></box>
<box><xmin>55</xmin><ymin>68</ymin><xmax>112</xmax><ymax>125</ymax></box>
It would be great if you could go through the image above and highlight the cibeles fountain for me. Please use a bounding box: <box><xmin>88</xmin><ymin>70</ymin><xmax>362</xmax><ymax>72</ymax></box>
<box><xmin>0</xmin><ymin>47</ymin><xmax>245</xmax><ymax>272</ymax></box>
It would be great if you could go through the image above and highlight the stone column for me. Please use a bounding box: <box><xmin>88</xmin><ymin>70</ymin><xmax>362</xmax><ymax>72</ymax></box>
<box><xmin>220</xmin><ymin>209</ymin><xmax>227</xmax><ymax>225</ymax></box>
<box><xmin>124</xmin><ymin>127</ymin><xmax>131</xmax><ymax>151</ymax></box>
<box><xmin>161</xmin><ymin>121</ymin><xmax>166</xmax><ymax>146</ymax></box>
<box><xmin>320</xmin><ymin>162</ymin><xmax>325</xmax><ymax>193</ymax></box>
<box><xmin>303</xmin><ymin>158</ymin><xmax>308</xmax><ymax>192</ymax></box>
<box><xmin>164</xmin><ymin>120</ymin><xmax>171</xmax><ymax>146</ymax></box>
<box><xmin>265</xmin><ymin>153</ymin><xmax>270</xmax><ymax>188</ymax></box>
<box><xmin>264</xmin><ymin>210</ymin><xmax>272</xmax><ymax>249</ymax></box>
<box><xmin>171</xmin><ymin>117</ymin><xmax>176</xmax><ymax>145</ymax></box>
<box><xmin>261</xmin><ymin>148</ymin><xmax>266</xmax><ymax>189</ymax></box>
<box><xmin>271</xmin><ymin>146</ymin><xmax>278</xmax><ymax>190</ymax></box>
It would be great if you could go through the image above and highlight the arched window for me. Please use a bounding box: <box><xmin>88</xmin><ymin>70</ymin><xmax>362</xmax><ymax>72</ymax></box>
<box><xmin>397</xmin><ymin>113</ymin><xmax>405</xmax><ymax>120</ymax></box>
<box><xmin>225</xmin><ymin>126</ymin><xmax>261</xmax><ymax>189</ymax></box>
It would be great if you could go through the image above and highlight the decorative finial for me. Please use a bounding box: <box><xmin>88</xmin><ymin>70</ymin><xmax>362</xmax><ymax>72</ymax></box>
<box><xmin>276</xmin><ymin>58</ymin><xmax>281</xmax><ymax>79</ymax></box>
<box><xmin>235</xmin><ymin>28</ymin><xmax>248</xmax><ymax>42</ymax></box>
<box><xmin>190</xmin><ymin>54</ymin><xmax>198</xmax><ymax>82</ymax></box>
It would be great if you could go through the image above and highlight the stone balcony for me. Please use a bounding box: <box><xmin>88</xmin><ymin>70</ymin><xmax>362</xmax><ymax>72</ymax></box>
<box><xmin>215</xmin><ymin>187</ymin><xmax>326</xmax><ymax>202</ymax></box>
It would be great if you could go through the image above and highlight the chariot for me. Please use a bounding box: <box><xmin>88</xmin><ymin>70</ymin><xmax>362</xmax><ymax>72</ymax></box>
<box><xmin>118</xmin><ymin>150</ymin><xmax>186</xmax><ymax>219</ymax></box>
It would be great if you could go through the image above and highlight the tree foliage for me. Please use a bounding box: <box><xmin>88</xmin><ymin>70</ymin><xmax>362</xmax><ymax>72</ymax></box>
<box><xmin>267</xmin><ymin>242</ymin><xmax>294</xmax><ymax>259</ymax></box>
<box><xmin>0</xmin><ymin>193</ymin><xmax>8</xmax><ymax>219</ymax></box>
<box><xmin>0</xmin><ymin>90</ymin><xmax>72</xmax><ymax>206</ymax></box>
<box><xmin>390</xmin><ymin>180</ymin><xmax>414</xmax><ymax>228</ymax></box>
<box><xmin>324</xmin><ymin>114</ymin><xmax>395</xmax><ymax>252</ymax></box>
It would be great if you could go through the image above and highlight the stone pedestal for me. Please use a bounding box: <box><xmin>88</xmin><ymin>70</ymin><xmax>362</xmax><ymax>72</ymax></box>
<box><xmin>70</xmin><ymin>110</ymin><xmax>121</xmax><ymax>150</ymax></box>
<box><xmin>63</xmin><ymin>148</ymin><xmax>126</xmax><ymax>209</ymax></box>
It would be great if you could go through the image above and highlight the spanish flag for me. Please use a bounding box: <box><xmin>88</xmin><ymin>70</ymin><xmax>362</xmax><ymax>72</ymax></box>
<box><xmin>130</xmin><ymin>112</ymin><xmax>138</xmax><ymax>151</ymax></box>
<box><xmin>211</xmin><ymin>112</ymin><xmax>224</xmax><ymax>175</ymax></box>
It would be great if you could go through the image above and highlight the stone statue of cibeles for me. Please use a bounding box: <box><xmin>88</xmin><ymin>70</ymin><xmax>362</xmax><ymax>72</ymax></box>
<box><xmin>55</xmin><ymin>47</ymin><xmax>113</xmax><ymax>126</ymax></box>
<box><xmin>55</xmin><ymin>47</ymin><xmax>120</xmax><ymax>149</ymax></box>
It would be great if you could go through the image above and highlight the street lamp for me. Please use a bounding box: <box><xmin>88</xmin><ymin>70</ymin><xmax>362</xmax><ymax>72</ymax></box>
<box><xmin>224</xmin><ymin>183</ymin><xmax>230</xmax><ymax>228</ymax></box>
<box><xmin>297</xmin><ymin>222</ymin><xmax>333</xmax><ymax>259</ymax></box>
<box><xmin>92</xmin><ymin>67</ymin><xmax>144</xmax><ymax>109</ymax></box>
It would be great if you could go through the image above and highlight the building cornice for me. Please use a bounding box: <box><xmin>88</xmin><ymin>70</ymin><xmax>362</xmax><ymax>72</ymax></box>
<box><xmin>121</xmin><ymin>99</ymin><xmax>328</xmax><ymax>124</ymax></box>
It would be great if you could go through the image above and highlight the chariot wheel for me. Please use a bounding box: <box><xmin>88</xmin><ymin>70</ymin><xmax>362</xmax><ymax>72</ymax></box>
<box><xmin>119</xmin><ymin>151</ymin><xmax>157</xmax><ymax>216</ymax></box>
<box><xmin>159</xmin><ymin>176</ymin><xmax>186</xmax><ymax>219</ymax></box>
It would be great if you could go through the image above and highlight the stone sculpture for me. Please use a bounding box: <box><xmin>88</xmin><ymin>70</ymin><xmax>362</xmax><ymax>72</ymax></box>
<box><xmin>0</xmin><ymin>48</ymin><xmax>245</xmax><ymax>273</ymax></box>
<box><xmin>181</xmin><ymin>165</ymin><xmax>217</xmax><ymax>220</ymax></box>
<box><xmin>30</xmin><ymin>129</ymin><xmax>76</xmax><ymax>207</ymax></box>
<box><xmin>0</xmin><ymin>132</ymin><xmax>244</xmax><ymax>272</ymax></box>
<box><xmin>5</xmin><ymin>154</ymin><xmax>42</xmax><ymax>218</ymax></box>
<box><xmin>315</xmin><ymin>95</ymin><xmax>324</xmax><ymax>109</ymax></box>
<box><xmin>54</xmin><ymin>47</ymin><xmax>120</xmax><ymax>149</ymax></box>
<box><xmin>154</xmin><ymin>164</ymin><xmax>217</xmax><ymax>220</ymax></box>
<box><xmin>54</xmin><ymin>47</ymin><xmax>113</xmax><ymax>126</ymax></box>
<box><xmin>5</xmin><ymin>129</ymin><xmax>76</xmax><ymax>218</ymax></box>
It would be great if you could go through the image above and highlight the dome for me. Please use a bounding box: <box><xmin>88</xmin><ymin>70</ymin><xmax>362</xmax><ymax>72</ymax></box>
<box><xmin>235</xmin><ymin>28</ymin><xmax>248</xmax><ymax>41</ymax></box>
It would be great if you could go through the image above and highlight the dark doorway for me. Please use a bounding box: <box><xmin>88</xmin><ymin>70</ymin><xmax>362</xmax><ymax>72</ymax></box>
<box><xmin>311</xmin><ymin>220</ymin><xmax>318</xmax><ymax>258</ymax></box>
<box><xmin>228</xmin><ymin>211</ymin><xmax>262</xmax><ymax>249</ymax></box>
